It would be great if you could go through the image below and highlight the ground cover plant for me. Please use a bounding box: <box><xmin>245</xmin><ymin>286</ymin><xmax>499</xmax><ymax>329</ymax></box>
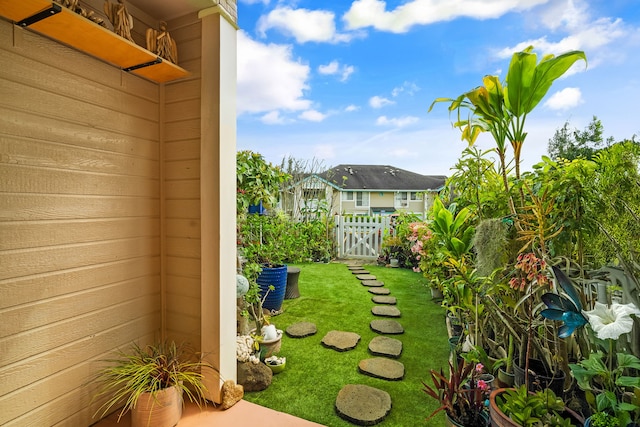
<box><xmin>242</xmin><ymin>262</ymin><xmax>450</xmax><ymax>426</ymax></box>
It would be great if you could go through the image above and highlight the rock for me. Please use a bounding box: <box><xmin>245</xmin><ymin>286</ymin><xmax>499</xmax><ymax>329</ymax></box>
<box><xmin>368</xmin><ymin>336</ymin><xmax>403</xmax><ymax>358</ymax></box>
<box><xmin>351</xmin><ymin>269</ymin><xmax>369</xmax><ymax>275</ymax></box>
<box><xmin>372</xmin><ymin>296</ymin><xmax>396</xmax><ymax>305</ymax></box>
<box><xmin>335</xmin><ymin>384</ymin><xmax>392</xmax><ymax>425</ymax></box>
<box><xmin>220</xmin><ymin>380</ymin><xmax>244</xmax><ymax>409</ymax></box>
<box><xmin>237</xmin><ymin>361</ymin><xmax>272</xmax><ymax>392</ymax></box>
<box><xmin>368</xmin><ymin>287</ymin><xmax>391</xmax><ymax>295</ymax></box>
<box><xmin>286</xmin><ymin>322</ymin><xmax>317</xmax><ymax>338</ymax></box>
<box><xmin>370</xmin><ymin>319</ymin><xmax>404</xmax><ymax>335</ymax></box>
<box><xmin>356</xmin><ymin>274</ymin><xmax>377</xmax><ymax>280</ymax></box>
<box><xmin>372</xmin><ymin>306</ymin><xmax>401</xmax><ymax>317</ymax></box>
<box><xmin>358</xmin><ymin>357</ymin><xmax>405</xmax><ymax>381</ymax></box>
<box><xmin>361</xmin><ymin>280</ymin><xmax>384</xmax><ymax>287</ymax></box>
<box><xmin>321</xmin><ymin>330</ymin><xmax>361</xmax><ymax>351</ymax></box>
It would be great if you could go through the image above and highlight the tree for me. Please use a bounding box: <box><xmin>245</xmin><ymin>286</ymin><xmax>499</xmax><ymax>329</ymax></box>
<box><xmin>547</xmin><ymin>116</ymin><xmax>614</xmax><ymax>160</ymax></box>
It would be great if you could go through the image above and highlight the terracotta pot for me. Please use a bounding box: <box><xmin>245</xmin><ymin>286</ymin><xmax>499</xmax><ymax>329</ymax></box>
<box><xmin>131</xmin><ymin>385</ymin><xmax>183</xmax><ymax>427</ymax></box>
<box><xmin>258</xmin><ymin>329</ymin><xmax>283</xmax><ymax>361</ymax></box>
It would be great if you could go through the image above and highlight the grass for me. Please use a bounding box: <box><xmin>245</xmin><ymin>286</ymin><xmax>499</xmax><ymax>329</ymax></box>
<box><xmin>242</xmin><ymin>262</ymin><xmax>449</xmax><ymax>426</ymax></box>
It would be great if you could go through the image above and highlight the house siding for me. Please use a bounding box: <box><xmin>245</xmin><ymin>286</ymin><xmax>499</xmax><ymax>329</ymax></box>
<box><xmin>0</xmin><ymin>16</ymin><xmax>162</xmax><ymax>427</ymax></box>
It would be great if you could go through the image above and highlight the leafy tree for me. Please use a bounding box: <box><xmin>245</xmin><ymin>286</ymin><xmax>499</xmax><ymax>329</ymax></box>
<box><xmin>547</xmin><ymin>116</ymin><xmax>614</xmax><ymax>160</ymax></box>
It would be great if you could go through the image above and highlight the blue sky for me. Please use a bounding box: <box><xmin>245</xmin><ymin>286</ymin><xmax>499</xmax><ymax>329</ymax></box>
<box><xmin>236</xmin><ymin>0</ymin><xmax>640</xmax><ymax>176</ymax></box>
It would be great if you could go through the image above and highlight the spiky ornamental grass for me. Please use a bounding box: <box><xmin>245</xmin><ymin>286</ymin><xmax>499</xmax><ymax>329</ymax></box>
<box><xmin>243</xmin><ymin>262</ymin><xmax>450</xmax><ymax>426</ymax></box>
<box><xmin>93</xmin><ymin>341</ymin><xmax>210</xmax><ymax>422</ymax></box>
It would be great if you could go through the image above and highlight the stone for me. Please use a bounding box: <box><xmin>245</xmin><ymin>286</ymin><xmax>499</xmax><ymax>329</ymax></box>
<box><xmin>368</xmin><ymin>336</ymin><xmax>403</xmax><ymax>358</ymax></box>
<box><xmin>372</xmin><ymin>296</ymin><xmax>396</xmax><ymax>305</ymax></box>
<box><xmin>347</xmin><ymin>264</ymin><xmax>364</xmax><ymax>270</ymax></box>
<box><xmin>372</xmin><ymin>306</ymin><xmax>401</xmax><ymax>317</ymax></box>
<box><xmin>356</xmin><ymin>274</ymin><xmax>376</xmax><ymax>280</ymax></box>
<box><xmin>285</xmin><ymin>322</ymin><xmax>317</xmax><ymax>338</ymax></box>
<box><xmin>237</xmin><ymin>361</ymin><xmax>272</xmax><ymax>392</ymax></box>
<box><xmin>351</xmin><ymin>269</ymin><xmax>369</xmax><ymax>275</ymax></box>
<box><xmin>321</xmin><ymin>330</ymin><xmax>361</xmax><ymax>352</ymax></box>
<box><xmin>370</xmin><ymin>319</ymin><xmax>404</xmax><ymax>335</ymax></box>
<box><xmin>368</xmin><ymin>287</ymin><xmax>391</xmax><ymax>295</ymax></box>
<box><xmin>359</xmin><ymin>357</ymin><xmax>405</xmax><ymax>381</ymax></box>
<box><xmin>220</xmin><ymin>380</ymin><xmax>244</xmax><ymax>409</ymax></box>
<box><xmin>335</xmin><ymin>384</ymin><xmax>392</xmax><ymax>426</ymax></box>
<box><xmin>361</xmin><ymin>280</ymin><xmax>384</xmax><ymax>287</ymax></box>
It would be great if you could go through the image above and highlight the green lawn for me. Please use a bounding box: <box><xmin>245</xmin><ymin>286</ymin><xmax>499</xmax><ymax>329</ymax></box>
<box><xmin>242</xmin><ymin>262</ymin><xmax>449</xmax><ymax>426</ymax></box>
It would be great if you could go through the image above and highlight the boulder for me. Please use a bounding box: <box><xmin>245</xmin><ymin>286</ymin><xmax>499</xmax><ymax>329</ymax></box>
<box><xmin>237</xmin><ymin>361</ymin><xmax>272</xmax><ymax>392</ymax></box>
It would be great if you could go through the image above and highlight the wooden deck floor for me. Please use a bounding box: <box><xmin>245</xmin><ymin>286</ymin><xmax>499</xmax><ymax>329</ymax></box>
<box><xmin>93</xmin><ymin>400</ymin><xmax>326</xmax><ymax>427</ymax></box>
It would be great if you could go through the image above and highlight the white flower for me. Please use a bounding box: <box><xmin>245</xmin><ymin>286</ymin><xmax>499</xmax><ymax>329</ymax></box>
<box><xmin>584</xmin><ymin>302</ymin><xmax>640</xmax><ymax>340</ymax></box>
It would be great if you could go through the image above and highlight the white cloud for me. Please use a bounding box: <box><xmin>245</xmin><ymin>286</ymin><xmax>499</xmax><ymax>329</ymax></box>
<box><xmin>376</xmin><ymin>115</ymin><xmax>419</xmax><ymax>127</ymax></box>
<box><xmin>369</xmin><ymin>96</ymin><xmax>395</xmax><ymax>108</ymax></box>
<box><xmin>345</xmin><ymin>104</ymin><xmax>359</xmax><ymax>112</ymax></box>
<box><xmin>314</xmin><ymin>144</ymin><xmax>337</xmax><ymax>160</ymax></box>
<box><xmin>258</xmin><ymin>7</ymin><xmax>354</xmax><ymax>43</ymax></box>
<box><xmin>343</xmin><ymin>0</ymin><xmax>548</xmax><ymax>33</ymax></box>
<box><xmin>318</xmin><ymin>60</ymin><xmax>356</xmax><ymax>82</ymax></box>
<box><xmin>391</xmin><ymin>81</ymin><xmax>420</xmax><ymax>97</ymax></box>
<box><xmin>544</xmin><ymin>87</ymin><xmax>583</xmax><ymax>110</ymax></box>
<box><xmin>299</xmin><ymin>110</ymin><xmax>328</xmax><ymax>122</ymax></box>
<box><xmin>261</xmin><ymin>111</ymin><xmax>286</xmax><ymax>124</ymax></box>
<box><xmin>237</xmin><ymin>31</ymin><xmax>311</xmax><ymax>115</ymax></box>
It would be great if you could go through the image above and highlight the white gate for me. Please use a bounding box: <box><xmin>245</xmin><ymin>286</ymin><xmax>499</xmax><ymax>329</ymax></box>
<box><xmin>336</xmin><ymin>216</ymin><xmax>391</xmax><ymax>259</ymax></box>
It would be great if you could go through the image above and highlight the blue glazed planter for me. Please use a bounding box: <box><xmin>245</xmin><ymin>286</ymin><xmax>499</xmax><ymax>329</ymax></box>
<box><xmin>257</xmin><ymin>264</ymin><xmax>288</xmax><ymax>311</ymax></box>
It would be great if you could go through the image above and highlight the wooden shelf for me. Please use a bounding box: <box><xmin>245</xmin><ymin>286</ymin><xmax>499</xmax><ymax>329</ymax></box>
<box><xmin>0</xmin><ymin>0</ymin><xmax>189</xmax><ymax>83</ymax></box>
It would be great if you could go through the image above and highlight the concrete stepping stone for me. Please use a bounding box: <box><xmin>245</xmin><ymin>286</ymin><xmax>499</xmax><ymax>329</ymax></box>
<box><xmin>351</xmin><ymin>270</ymin><xmax>369</xmax><ymax>275</ymax></box>
<box><xmin>361</xmin><ymin>280</ymin><xmax>384</xmax><ymax>287</ymax></box>
<box><xmin>285</xmin><ymin>322</ymin><xmax>317</xmax><ymax>338</ymax></box>
<box><xmin>370</xmin><ymin>319</ymin><xmax>404</xmax><ymax>335</ymax></box>
<box><xmin>368</xmin><ymin>336</ymin><xmax>402</xmax><ymax>358</ymax></box>
<box><xmin>372</xmin><ymin>296</ymin><xmax>396</xmax><ymax>305</ymax></box>
<box><xmin>321</xmin><ymin>330</ymin><xmax>361</xmax><ymax>352</ymax></box>
<box><xmin>359</xmin><ymin>357</ymin><xmax>405</xmax><ymax>381</ymax></box>
<box><xmin>356</xmin><ymin>274</ymin><xmax>376</xmax><ymax>280</ymax></box>
<box><xmin>347</xmin><ymin>265</ymin><xmax>364</xmax><ymax>270</ymax></box>
<box><xmin>335</xmin><ymin>384</ymin><xmax>392</xmax><ymax>426</ymax></box>
<box><xmin>368</xmin><ymin>287</ymin><xmax>390</xmax><ymax>295</ymax></box>
<box><xmin>372</xmin><ymin>306</ymin><xmax>401</xmax><ymax>317</ymax></box>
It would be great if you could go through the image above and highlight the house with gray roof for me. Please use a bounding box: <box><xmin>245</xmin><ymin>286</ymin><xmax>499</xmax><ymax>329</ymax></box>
<box><xmin>282</xmin><ymin>165</ymin><xmax>447</xmax><ymax>219</ymax></box>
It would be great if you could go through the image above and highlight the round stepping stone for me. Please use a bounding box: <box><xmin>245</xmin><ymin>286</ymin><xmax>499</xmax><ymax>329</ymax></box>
<box><xmin>335</xmin><ymin>384</ymin><xmax>392</xmax><ymax>426</ymax></box>
<box><xmin>322</xmin><ymin>330</ymin><xmax>361</xmax><ymax>352</ymax></box>
<box><xmin>285</xmin><ymin>322</ymin><xmax>317</xmax><ymax>338</ymax></box>
<box><xmin>351</xmin><ymin>269</ymin><xmax>369</xmax><ymax>275</ymax></box>
<box><xmin>361</xmin><ymin>280</ymin><xmax>384</xmax><ymax>287</ymax></box>
<box><xmin>372</xmin><ymin>306</ymin><xmax>401</xmax><ymax>317</ymax></box>
<box><xmin>368</xmin><ymin>287</ymin><xmax>390</xmax><ymax>295</ymax></box>
<box><xmin>358</xmin><ymin>357</ymin><xmax>405</xmax><ymax>381</ymax></box>
<box><xmin>356</xmin><ymin>274</ymin><xmax>376</xmax><ymax>280</ymax></box>
<box><xmin>370</xmin><ymin>319</ymin><xmax>404</xmax><ymax>335</ymax></box>
<box><xmin>369</xmin><ymin>336</ymin><xmax>403</xmax><ymax>358</ymax></box>
<box><xmin>372</xmin><ymin>296</ymin><xmax>396</xmax><ymax>305</ymax></box>
<box><xmin>347</xmin><ymin>265</ymin><xmax>364</xmax><ymax>270</ymax></box>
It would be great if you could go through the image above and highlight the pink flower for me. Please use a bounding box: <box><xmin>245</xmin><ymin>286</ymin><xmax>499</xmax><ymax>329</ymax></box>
<box><xmin>475</xmin><ymin>363</ymin><xmax>484</xmax><ymax>373</ymax></box>
<box><xmin>477</xmin><ymin>380</ymin><xmax>488</xmax><ymax>391</ymax></box>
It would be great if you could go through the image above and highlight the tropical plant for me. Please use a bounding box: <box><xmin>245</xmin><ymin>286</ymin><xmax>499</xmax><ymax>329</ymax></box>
<box><xmin>237</xmin><ymin>150</ymin><xmax>290</xmax><ymax>212</ymax></box>
<box><xmin>93</xmin><ymin>341</ymin><xmax>210</xmax><ymax>422</ymax></box>
<box><xmin>422</xmin><ymin>359</ymin><xmax>489</xmax><ymax>426</ymax></box>
<box><xmin>494</xmin><ymin>385</ymin><xmax>575</xmax><ymax>427</ymax></box>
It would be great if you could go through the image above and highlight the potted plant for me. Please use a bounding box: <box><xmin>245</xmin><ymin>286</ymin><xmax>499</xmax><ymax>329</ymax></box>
<box><xmin>489</xmin><ymin>385</ymin><xmax>584</xmax><ymax>426</ymax></box>
<box><xmin>422</xmin><ymin>359</ymin><xmax>489</xmax><ymax>426</ymax></box>
<box><xmin>93</xmin><ymin>341</ymin><xmax>211</xmax><ymax>427</ymax></box>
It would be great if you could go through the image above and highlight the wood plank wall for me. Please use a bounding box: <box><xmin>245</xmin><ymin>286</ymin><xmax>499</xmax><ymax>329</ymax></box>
<box><xmin>0</xmin><ymin>17</ymin><xmax>162</xmax><ymax>425</ymax></box>
<box><xmin>162</xmin><ymin>14</ymin><xmax>203</xmax><ymax>350</ymax></box>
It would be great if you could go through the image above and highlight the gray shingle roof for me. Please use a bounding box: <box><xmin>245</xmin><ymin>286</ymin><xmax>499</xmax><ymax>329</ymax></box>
<box><xmin>317</xmin><ymin>165</ymin><xmax>446</xmax><ymax>191</ymax></box>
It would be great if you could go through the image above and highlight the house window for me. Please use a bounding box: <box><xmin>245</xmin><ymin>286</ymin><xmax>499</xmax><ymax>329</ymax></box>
<box><xmin>410</xmin><ymin>192</ymin><xmax>422</xmax><ymax>201</ymax></box>
<box><xmin>395</xmin><ymin>192</ymin><xmax>408</xmax><ymax>208</ymax></box>
<box><xmin>342</xmin><ymin>191</ymin><xmax>354</xmax><ymax>201</ymax></box>
<box><xmin>356</xmin><ymin>192</ymin><xmax>369</xmax><ymax>207</ymax></box>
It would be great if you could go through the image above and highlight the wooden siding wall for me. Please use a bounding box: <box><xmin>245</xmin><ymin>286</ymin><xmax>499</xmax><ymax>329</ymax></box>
<box><xmin>0</xmin><ymin>17</ymin><xmax>162</xmax><ymax>426</ymax></box>
<box><xmin>162</xmin><ymin>13</ymin><xmax>203</xmax><ymax>349</ymax></box>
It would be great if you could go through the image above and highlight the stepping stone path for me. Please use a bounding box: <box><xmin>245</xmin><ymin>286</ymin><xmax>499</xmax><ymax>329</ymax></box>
<box><xmin>321</xmin><ymin>330</ymin><xmax>361</xmax><ymax>352</ymax></box>
<box><xmin>361</xmin><ymin>280</ymin><xmax>384</xmax><ymax>287</ymax></box>
<box><xmin>368</xmin><ymin>287</ymin><xmax>390</xmax><ymax>295</ymax></box>
<box><xmin>372</xmin><ymin>305</ymin><xmax>401</xmax><ymax>317</ymax></box>
<box><xmin>370</xmin><ymin>319</ymin><xmax>404</xmax><ymax>334</ymax></box>
<box><xmin>285</xmin><ymin>322</ymin><xmax>317</xmax><ymax>338</ymax></box>
<box><xmin>358</xmin><ymin>357</ymin><xmax>405</xmax><ymax>380</ymax></box>
<box><xmin>356</xmin><ymin>274</ymin><xmax>377</xmax><ymax>280</ymax></box>
<box><xmin>368</xmin><ymin>336</ymin><xmax>402</xmax><ymax>358</ymax></box>
<box><xmin>335</xmin><ymin>384</ymin><xmax>392</xmax><ymax>426</ymax></box>
<box><xmin>351</xmin><ymin>269</ymin><xmax>369</xmax><ymax>275</ymax></box>
<box><xmin>372</xmin><ymin>295</ymin><xmax>396</xmax><ymax>305</ymax></box>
